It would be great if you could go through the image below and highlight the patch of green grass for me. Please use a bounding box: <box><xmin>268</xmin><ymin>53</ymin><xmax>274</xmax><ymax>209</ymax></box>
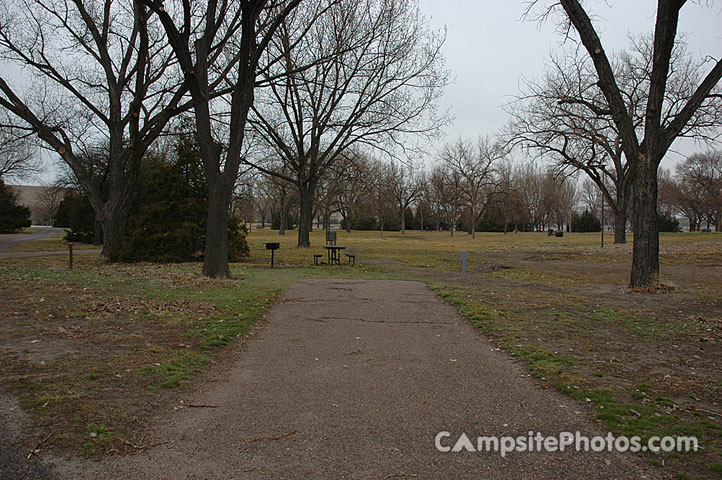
<box><xmin>194</xmin><ymin>315</ymin><xmax>254</xmax><ymax>348</ymax></box>
<box><xmin>19</xmin><ymin>394</ymin><xmax>56</xmax><ymax>410</ymax></box>
<box><xmin>429</xmin><ymin>284</ymin><xmax>503</xmax><ymax>334</ymax></box>
<box><xmin>654</xmin><ymin>396</ymin><xmax>675</xmax><ymax>408</ymax></box>
<box><xmin>139</xmin><ymin>352</ymin><xmax>210</xmax><ymax>389</ymax></box>
<box><xmin>595</xmin><ymin>403</ymin><xmax>674</xmax><ymax>440</ymax></box>
<box><xmin>554</xmin><ymin>382</ymin><xmax>690</xmax><ymax>442</ymax></box>
<box><xmin>510</xmin><ymin>344</ymin><xmax>572</xmax><ymax>378</ymax></box>
<box><xmin>81</xmin><ymin>424</ymin><xmax>113</xmax><ymax>456</ymax></box>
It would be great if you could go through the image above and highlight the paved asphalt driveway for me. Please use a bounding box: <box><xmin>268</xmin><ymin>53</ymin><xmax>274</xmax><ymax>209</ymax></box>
<box><xmin>39</xmin><ymin>279</ymin><xmax>659</xmax><ymax>479</ymax></box>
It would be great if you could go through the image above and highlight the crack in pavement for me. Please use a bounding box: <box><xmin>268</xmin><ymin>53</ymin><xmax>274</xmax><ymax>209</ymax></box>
<box><xmin>304</xmin><ymin>316</ymin><xmax>462</xmax><ymax>326</ymax></box>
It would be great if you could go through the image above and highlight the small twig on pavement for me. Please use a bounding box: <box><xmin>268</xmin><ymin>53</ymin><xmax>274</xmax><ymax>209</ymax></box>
<box><xmin>344</xmin><ymin>348</ymin><xmax>363</xmax><ymax>355</ymax></box>
<box><xmin>242</xmin><ymin>431</ymin><xmax>297</xmax><ymax>443</ymax></box>
<box><xmin>27</xmin><ymin>432</ymin><xmax>53</xmax><ymax>459</ymax></box>
<box><xmin>187</xmin><ymin>404</ymin><xmax>219</xmax><ymax>408</ymax></box>
<box><xmin>383</xmin><ymin>474</ymin><xmax>418</xmax><ymax>479</ymax></box>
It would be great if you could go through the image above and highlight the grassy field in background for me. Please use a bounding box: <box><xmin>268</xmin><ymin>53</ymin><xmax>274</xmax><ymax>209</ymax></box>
<box><xmin>1</xmin><ymin>228</ymin><xmax>721</xmax><ymax>478</ymax></box>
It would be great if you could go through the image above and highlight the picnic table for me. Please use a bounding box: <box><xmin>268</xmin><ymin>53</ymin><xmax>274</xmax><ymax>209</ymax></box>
<box><xmin>324</xmin><ymin>245</ymin><xmax>345</xmax><ymax>265</ymax></box>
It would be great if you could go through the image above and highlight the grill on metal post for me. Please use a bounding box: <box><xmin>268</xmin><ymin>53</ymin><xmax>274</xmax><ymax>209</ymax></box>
<box><xmin>265</xmin><ymin>242</ymin><xmax>280</xmax><ymax>267</ymax></box>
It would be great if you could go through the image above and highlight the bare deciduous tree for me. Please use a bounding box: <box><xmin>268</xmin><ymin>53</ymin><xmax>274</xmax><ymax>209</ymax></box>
<box><xmin>440</xmin><ymin>136</ymin><xmax>505</xmax><ymax>239</ymax></box>
<box><xmin>530</xmin><ymin>0</ymin><xmax>722</xmax><ymax>287</ymax></box>
<box><xmin>367</xmin><ymin>159</ymin><xmax>394</xmax><ymax>239</ymax></box>
<box><xmin>248</xmin><ymin>0</ymin><xmax>448</xmax><ymax>246</ymax></box>
<box><xmin>0</xmin><ymin>0</ymin><xmax>189</xmax><ymax>255</ymax></box>
<box><xmin>426</xmin><ymin>163</ymin><xmax>464</xmax><ymax>235</ymax></box>
<box><xmin>332</xmin><ymin>152</ymin><xmax>373</xmax><ymax>234</ymax></box>
<box><xmin>0</xmin><ymin>113</ymin><xmax>41</xmax><ymax>181</ymax></box>
<box><xmin>507</xmin><ymin>47</ymin><xmax>628</xmax><ymax>243</ymax></box>
<box><xmin>138</xmin><ymin>0</ymin><xmax>304</xmax><ymax>277</ymax></box>
<box><xmin>508</xmin><ymin>34</ymin><xmax>721</xmax><ymax>245</ymax></box>
<box><xmin>387</xmin><ymin>160</ymin><xmax>424</xmax><ymax>234</ymax></box>
<box><xmin>489</xmin><ymin>160</ymin><xmax>531</xmax><ymax>233</ymax></box>
<box><xmin>36</xmin><ymin>180</ymin><xmax>68</xmax><ymax>225</ymax></box>
<box><xmin>675</xmin><ymin>150</ymin><xmax>722</xmax><ymax>231</ymax></box>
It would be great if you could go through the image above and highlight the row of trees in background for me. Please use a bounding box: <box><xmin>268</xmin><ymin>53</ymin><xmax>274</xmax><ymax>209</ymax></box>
<box><xmin>237</xmin><ymin>144</ymin><xmax>590</xmax><ymax>237</ymax></box>
<box><xmin>238</xmin><ymin>140</ymin><xmax>722</xmax><ymax>238</ymax></box>
<box><xmin>661</xmin><ymin>151</ymin><xmax>722</xmax><ymax>232</ymax></box>
<box><xmin>46</xmin><ymin>129</ymin><xmax>716</xmax><ymax>249</ymax></box>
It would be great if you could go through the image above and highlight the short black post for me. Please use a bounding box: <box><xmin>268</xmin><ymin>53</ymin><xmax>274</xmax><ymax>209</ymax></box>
<box><xmin>265</xmin><ymin>242</ymin><xmax>280</xmax><ymax>268</ymax></box>
<box><xmin>68</xmin><ymin>243</ymin><xmax>74</xmax><ymax>270</ymax></box>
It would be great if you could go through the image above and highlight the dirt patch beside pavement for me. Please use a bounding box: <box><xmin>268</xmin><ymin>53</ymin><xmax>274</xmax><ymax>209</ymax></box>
<box><xmin>46</xmin><ymin>279</ymin><xmax>658</xmax><ymax>479</ymax></box>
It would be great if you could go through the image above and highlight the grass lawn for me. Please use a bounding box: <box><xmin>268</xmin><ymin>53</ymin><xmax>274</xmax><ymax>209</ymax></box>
<box><xmin>1</xmin><ymin>228</ymin><xmax>720</xmax><ymax>479</ymax></box>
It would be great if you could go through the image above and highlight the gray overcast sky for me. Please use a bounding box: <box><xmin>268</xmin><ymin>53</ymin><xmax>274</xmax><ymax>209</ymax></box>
<box><xmin>19</xmin><ymin>1</ymin><xmax>722</xmax><ymax>183</ymax></box>
<box><xmin>416</xmin><ymin>0</ymin><xmax>722</xmax><ymax>170</ymax></box>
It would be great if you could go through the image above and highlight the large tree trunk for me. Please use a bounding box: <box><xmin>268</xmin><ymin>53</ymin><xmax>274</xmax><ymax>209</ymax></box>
<box><xmin>94</xmin><ymin>192</ymin><xmax>133</xmax><ymax>257</ymax></box>
<box><xmin>93</xmin><ymin>220</ymin><xmax>103</xmax><ymax>246</ymax></box>
<box><xmin>470</xmin><ymin>206</ymin><xmax>476</xmax><ymax>239</ymax></box>
<box><xmin>98</xmin><ymin>207</ymin><xmax>127</xmax><ymax>256</ymax></box>
<box><xmin>614</xmin><ymin>208</ymin><xmax>627</xmax><ymax>244</ymax></box>
<box><xmin>279</xmin><ymin>195</ymin><xmax>287</xmax><ymax>235</ymax></box>
<box><xmin>629</xmin><ymin>154</ymin><xmax>660</xmax><ymax>288</ymax></box>
<box><xmin>324</xmin><ymin>210</ymin><xmax>331</xmax><ymax>232</ymax></box>
<box><xmin>612</xmin><ymin>179</ymin><xmax>630</xmax><ymax>244</ymax></box>
<box><xmin>344</xmin><ymin>211</ymin><xmax>352</xmax><ymax>233</ymax></box>
<box><xmin>80</xmin><ymin>151</ymin><xmax>140</xmax><ymax>257</ymax></box>
<box><xmin>203</xmin><ymin>180</ymin><xmax>232</xmax><ymax>278</ymax></box>
<box><xmin>297</xmin><ymin>181</ymin><xmax>316</xmax><ymax>247</ymax></box>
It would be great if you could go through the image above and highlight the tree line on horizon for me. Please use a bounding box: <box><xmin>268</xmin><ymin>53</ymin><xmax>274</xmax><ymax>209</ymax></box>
<box><xmin>235</xmin><ymin>144</ymin><xmax>719</xmax><ymax>237</ymax></box>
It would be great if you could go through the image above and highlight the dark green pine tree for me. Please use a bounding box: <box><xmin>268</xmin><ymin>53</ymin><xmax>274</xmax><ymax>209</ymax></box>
<box><xmin>112</xmin><ymin>130</ymin><xmax>248</xmax><ymax>263</ymax></box>
<box><xmin>0</xmin><ymin>179</ymin><xmax>31</xmax><ymax>233</ymax></box>
<box><xmin>571</xmin><ymin>209</ymin><xmax>602</xmax><ymax>233</ymax></box>
<box><xmin>53</xmin><ymin>190</ymin><xmax>96</xmax><ymax>243</ymax></box>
